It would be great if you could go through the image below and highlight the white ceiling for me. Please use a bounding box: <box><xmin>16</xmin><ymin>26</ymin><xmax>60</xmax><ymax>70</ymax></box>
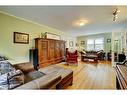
<box><xmin>0</xmin><ymin>6</ymin><xmax>127</xmax><ymax>37</ymax></box>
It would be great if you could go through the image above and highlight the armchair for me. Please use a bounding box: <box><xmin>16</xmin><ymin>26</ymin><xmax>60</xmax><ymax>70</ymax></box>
<box><xmin>66</xmin><ymin>48</ymin><xmax>78</xmax><ymax>65</ymax></box>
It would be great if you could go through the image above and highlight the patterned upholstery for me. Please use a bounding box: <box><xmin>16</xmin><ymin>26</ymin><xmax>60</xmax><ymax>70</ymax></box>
<box><xmin>0</xmin><ymin>61</ymin><xmax>24</xmax><ymax>89</ymax></box>
<box><xmin>66</xmin><ymin>48</ymin><xmax>78</xmax><ymax>65</ymax></box>
<box><xmin>0</xmin><ymin>56</ymin><xmax>8</xmax><ymax>61</ymax></box>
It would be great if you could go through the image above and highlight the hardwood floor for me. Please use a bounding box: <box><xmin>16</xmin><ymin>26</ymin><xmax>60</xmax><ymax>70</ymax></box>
<box><xmin>57</xmin><ymin>60</ymin><xmax>116</xmax><ymax>89</ymax></box>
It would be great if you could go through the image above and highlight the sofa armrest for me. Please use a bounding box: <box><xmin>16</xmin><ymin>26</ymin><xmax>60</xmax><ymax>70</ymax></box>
<box><xmin>14</xmin><ymin>73</ymin><xmax>61</xmax><ymax>89</ymax></box>
<box><xmin>13</xmin><ymin>62</ymin><xmax>34</xmax><ymax>74</ymax></box>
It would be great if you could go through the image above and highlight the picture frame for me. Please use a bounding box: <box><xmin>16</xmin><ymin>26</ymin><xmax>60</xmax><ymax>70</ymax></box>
<box><xmin>107</xmin><ymin>39</ymin><xmax>111</xmax><ymax>43</ymax></box>
<box><xmin>46</xmin><ymin>32</ymin><xmax>61</xmax><ymax>40</ymax></box>
<box><xmin>13</xmin><ymin>32</ymin><xmax>29</xmax><ymax>44</ymax></box>
<box><xmin>81</xmin><ymin>41</ymin><xmax>85</xmax><ymax>45</ymax></box>
<box><xmin>69</xmin><ymin>41</ymin><xmax>74</xmax><ymax>47</ymax></box>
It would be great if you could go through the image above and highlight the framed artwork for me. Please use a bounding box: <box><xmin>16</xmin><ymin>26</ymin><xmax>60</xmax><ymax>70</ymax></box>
<box><xmin>69</xmin><ymin>41</ymin><xmax>74</xmax><ymax>47</ymax></box>
<box><xmin>107</xmin><ymin>39</ymin><xmax>111</xmax><ymax>43</ymax></box>
<box><xmin>13</xmin><ymin>32</ymin><xmax>29</xmax><ymax>44</ymax></box>
<box><xmin>46</xmin><ymin>32</ymin><xmax>61</xmax><ymax>40</ymax></box>
<box><xmin>81</xmin><ymin>41</ymin><xmax>85</xmax><ymax>45</ymax></box>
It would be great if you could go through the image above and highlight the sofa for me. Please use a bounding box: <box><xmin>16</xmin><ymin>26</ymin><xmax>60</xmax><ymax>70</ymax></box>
<box><xmin>13</xmin><ymin>62</ymin><xmax>62</xmax><ymax>89</ymax></box>
<box><xmin>13</xmin><ymin>62</ymin><xmax>73</xmax><ymax>89</ymax></box>
<box><xmin>80</xmin><ymin>50</ymin><xmax>105</xmax><ymax>62</ymax></box>
<box><xmin>39</xmin><ymin>64</ymin><xmax>73</xmax><ymax>89</ymax></box>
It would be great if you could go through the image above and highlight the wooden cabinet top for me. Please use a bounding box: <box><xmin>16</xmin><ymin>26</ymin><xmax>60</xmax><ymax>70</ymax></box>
<box><xmin>35</xmin><ymin>38</ymin><xmax>66</xmax><ymax>42</ymax></box>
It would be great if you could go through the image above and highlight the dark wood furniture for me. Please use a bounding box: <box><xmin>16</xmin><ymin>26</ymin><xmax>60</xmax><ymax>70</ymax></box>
<box><xmin>118</xmin><ymin>54</ymin><xmax>126</xmax><ymax>62</ymax></box>
<box><xmin>115</xmin><ymin>64</ymin><xmax>127</xmax><ymax>89</ymax></box>
<box><xmin>81</xmin><ymin>54</ymin><xmax>98</xmax><ymax>63</ymax></box>
<box><xmin>80</xmin><ymin>51</ymin><xmax>98</xmax><ymax>63</ymax></box>
<box><xmin>56</xmin><ymin>71</ymin><xmax>73</xmax><ymax>89</ymax></box>
<box><xmin>107</xmin><ymin>52</ymin><xmax>111</xmax><ymax>61</ymax></box>
<box><xmin>35</xmin><ymin>38</ymin><xmax>66</xmax><ymax>68</ymax></box>
<box><xmin>107</xmin><ymin>52</ymin><xmax>118</xmax><ymax>61</ymax></box>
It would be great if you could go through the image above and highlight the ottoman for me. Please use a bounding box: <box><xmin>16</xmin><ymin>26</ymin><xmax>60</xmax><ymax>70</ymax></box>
<box><xmin>39</xmin><ymin>65</ymin><xmax>73</xmax><ymax>89</ymax></box>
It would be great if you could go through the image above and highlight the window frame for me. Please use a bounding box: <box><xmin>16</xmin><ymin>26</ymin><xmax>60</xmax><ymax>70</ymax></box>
<box><xmin>86</xmin><ymin>38</ymin><xmax>104</xmax><ymax>51</ymax></box>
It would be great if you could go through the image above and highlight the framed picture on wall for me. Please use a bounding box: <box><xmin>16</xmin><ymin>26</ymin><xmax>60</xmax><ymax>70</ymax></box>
<box><xmin>13</xmin><ymin>32</ymin><xmax>29</xmax><ymax>44</ymax></box>
<box><xmin>80</xmin><ymin>41</ymin><xmax>85</xmax><ymax>45</ymax></box>
<box><xmin>46</xmin><ymin>32</ymin><xmax>61</xmax><ymax>40</ymax></box>
<box><xmin>69</xmin><ymin>41</ymin><xmax>74</xmax><ymax>47</ymax></box>
<box><xmin>107</xmin><ymin>39</ymin><xmax>111</xmax><ymax>43</ymax></box>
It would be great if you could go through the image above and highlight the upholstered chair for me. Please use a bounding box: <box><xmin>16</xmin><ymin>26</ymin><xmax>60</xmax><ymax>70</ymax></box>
<box><xmin>66</xmin><ymin>48</ymin><xmax>78</xmax><ymax>65</ymax></box>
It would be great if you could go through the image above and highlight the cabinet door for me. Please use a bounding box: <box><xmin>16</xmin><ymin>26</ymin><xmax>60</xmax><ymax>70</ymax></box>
<box><xmin>61</xmin><ymin>42</ymin><xmax>65</xmax><ymax>58</ymax></box>
<box><xmin>55</xmin><ymin>41</ymin><xmax>60</xmax><ymax>59</ymax></box>
<box><xmin>49</xmin><ymin>40</ymin><xmax>55</xmax><ymax>61</ymax></box>
<box><xmin>39</xmin><ymin>40</ymin><xmax>48</xmax><ymax>63</ymax></box>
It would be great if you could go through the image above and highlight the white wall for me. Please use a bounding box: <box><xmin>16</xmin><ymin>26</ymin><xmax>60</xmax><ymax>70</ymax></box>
<box><xmin>65</xmin><ymin>35</ymin><xmax>77</xmax><ymax>49</ymax></box>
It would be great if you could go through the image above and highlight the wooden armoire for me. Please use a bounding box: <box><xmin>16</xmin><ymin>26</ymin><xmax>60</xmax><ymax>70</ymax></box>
<box><xmin>35</xmin><ymin>38</ymin><xmax>66</xmax><ymax>68</ymax></box>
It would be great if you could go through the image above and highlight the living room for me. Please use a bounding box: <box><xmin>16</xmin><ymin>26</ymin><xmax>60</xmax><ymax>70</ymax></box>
<box><xmin>0</xmin><ymin>6</ymin><xmax>127</xmax><ymax>90</ymax></box>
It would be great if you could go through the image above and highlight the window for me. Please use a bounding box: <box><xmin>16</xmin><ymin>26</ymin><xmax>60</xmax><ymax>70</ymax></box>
<box><xmin>87</xmin><ymin>38</ymin><xmax>104</xmax><ymax>51</ymax></box>
<box><xmin>87</xmin><ymin>39</ymin><xmax>94</xmax><ymax>50</ymax></box>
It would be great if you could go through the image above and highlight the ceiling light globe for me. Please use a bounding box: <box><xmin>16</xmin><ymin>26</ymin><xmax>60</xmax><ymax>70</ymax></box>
<box><xmin>79</xmin><ymin>22</ymin><xmax>85</xmax><ymax>26</ymax></box>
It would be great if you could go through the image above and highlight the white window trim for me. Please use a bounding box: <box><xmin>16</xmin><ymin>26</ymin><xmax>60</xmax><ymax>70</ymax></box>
<box><xmin>86</xmin><ymin>38</ymin><xmax>104</xmax><ymax>51</ymax></box>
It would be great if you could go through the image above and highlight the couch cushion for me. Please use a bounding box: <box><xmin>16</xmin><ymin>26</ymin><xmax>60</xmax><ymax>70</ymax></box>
<box><xmin>0</xmin><ymin>69</ymin><xmax>24</xmax><ymax>89</ymax></box>
<box><xmin>51</xmin><ymin>65</ymin><xmax>73</xmax><ymax>78</ymax></box>
<box><xmin>39</xmin><ymin>65</ymin><xmax>73</xmax><ymax>79</ymax></box>
<box><xmin>39</xmin><ymin>65</ymin><xmax>73</xmax><ymax>89</ymax></box>
<box><xmin>15</xmin><ymin>73</ymin><xmax>61</xmax><ymax>89</ymax></box>
<box><xmin>39</xmin><ymin>66</ymin><xmax>59</xmax><ymax>74</ymax></box>
<box><xmin>0</xmin><ymin>60</ymin><xmax>15</xmax><ymax>74</ymax></box>
<box><xmin>24</xmin><ymin>71</ymin><xmax>46</xmax><ymax>83</ymax></box>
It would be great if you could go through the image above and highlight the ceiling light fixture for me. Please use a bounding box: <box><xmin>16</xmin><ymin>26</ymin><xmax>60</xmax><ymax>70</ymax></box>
<box><xmin>78</xmin><ymin>21</ymin><xmax>85</xmax><ymax>26</ymax></box>
<box><xmin>113</xmin><ymin>8</ymin><xmax>120</xmax><ymax>21</ymax></box>
<box><xmin>75</xmin><ymin>19</ymin><xmax>88</xmax><ymax>27</ymax></box>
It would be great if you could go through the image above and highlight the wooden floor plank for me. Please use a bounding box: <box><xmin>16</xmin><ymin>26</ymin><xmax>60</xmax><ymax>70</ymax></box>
<box><xmin>57</xmin><ymin>60</ymin><xmax>116</xmax><ymax>89</ymax></box>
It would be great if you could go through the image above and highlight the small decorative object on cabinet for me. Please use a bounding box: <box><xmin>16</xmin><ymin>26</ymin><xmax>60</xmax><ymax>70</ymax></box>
<box><xmin>29</xmin><ymin>49</ymin><xmax>39</xmax><ymax>70</ymax></box>
<box><xmin>35</xmin><ymin>38</ymin><xmax>66</xmax><ymax>68</ymax></box>
<box><xmin>41</xmin><ymin>32</ymin><xmax>47</xmax><ymax>38</ymax></box>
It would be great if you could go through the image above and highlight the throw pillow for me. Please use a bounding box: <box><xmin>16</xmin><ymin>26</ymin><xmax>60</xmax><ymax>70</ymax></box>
<box><xmin>0</xmin><ymin>61</ymin><xmax>15</xmax><ymax>75</ymax></box>
<box><xmin>0</xmin><ymin>69</ymin><xmax>24</xmax><ymax>89</ymax></box>
<box><xmin>0</xmin><ymin>60</ymin><xmax>24</xmax><ymax>89</ymax></box>
<box><xmin>0</xmin><ymin>56</ymin><xmax>8</xmax><ymax>61</ymax></box>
